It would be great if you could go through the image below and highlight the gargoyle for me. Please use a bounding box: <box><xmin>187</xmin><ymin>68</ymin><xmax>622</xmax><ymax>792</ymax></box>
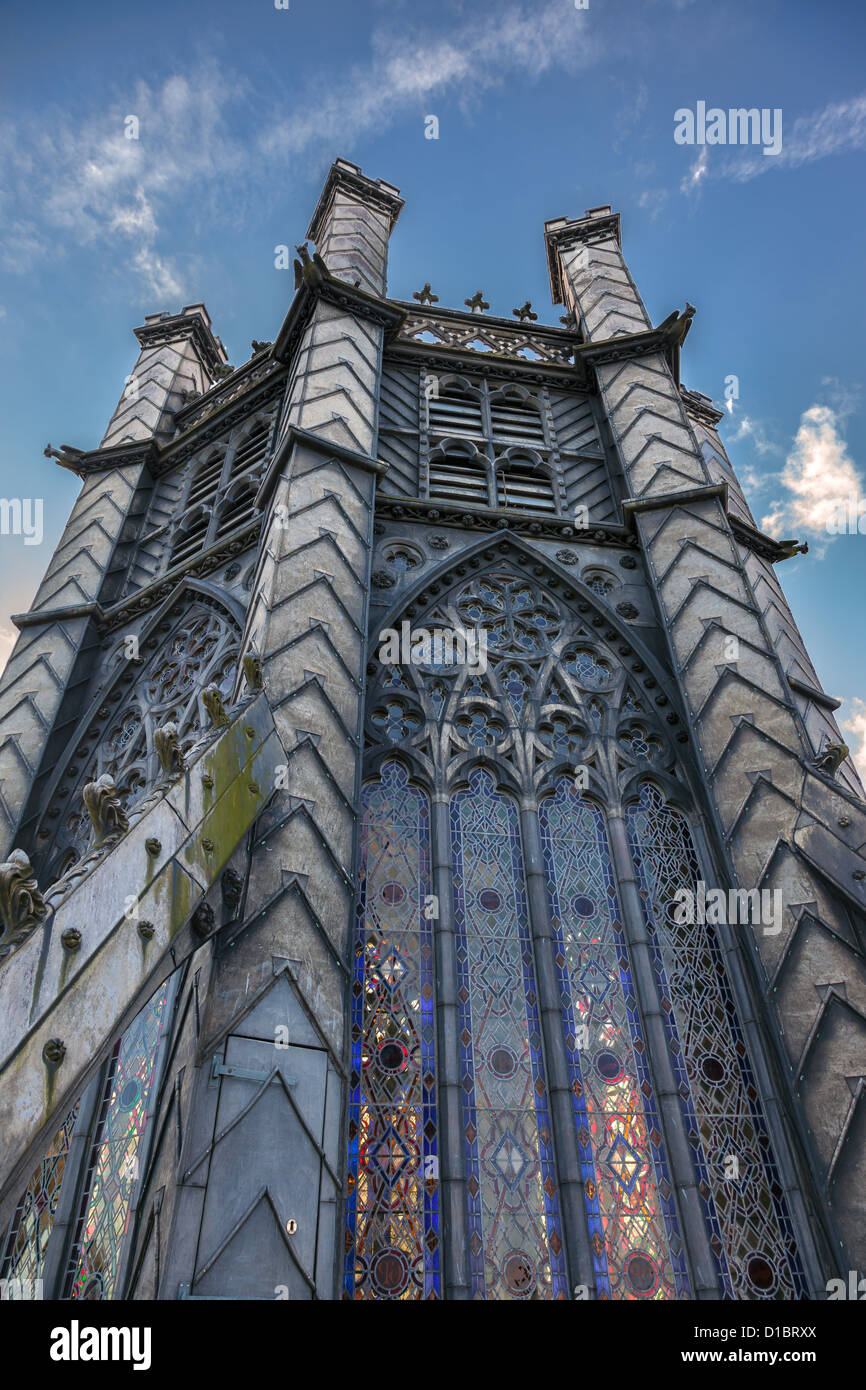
<box><xmin>44</xmin><ymin>443</ymin><xmax>86</xmax><ymax>472</ymax></box>
<box><xmin>813</xmin><ymin>742</ymin><xmax>849</xmax><ymax>777</ymax></box>
<box><xmin>657</xmin><ymin>302</ymin><xmax>696</xmax><ymax>347</ymax></box>
<box><xmin>0</xmin><ymin>849</ymin><xmax>47</xmax><ymax>959</ymax></box>
<box><xmin>154</xmin><ymin>721</ymin><xmax>184</xmax><ymax>778</ymax></box>
<box><xmin>293</xmin><ymin>242</ymin><xmax>332</xmax><ymax>291</ymax></box>
<box><xmin>203</xmin><ymin>684</ymin><xmax>231</xmax><ymax>729</ymax></box>
<box><xmin>82</xmin><ymin>774</ymin><xmax>129</xmax><ymax>846</ymax></box>
<box><xmin>251</xmin><ymin>340</ymin><xmax>272</xmax><ymax>355</ymax></box>
<box><xmin>775</xmin><ymin>539</ymin><xmax>809</xmax><ymax>560</ymax></box>
<box><xmin>242</xmin><ymin>653</ymin><xmax>263</xmax><ymax>693</ymax></box>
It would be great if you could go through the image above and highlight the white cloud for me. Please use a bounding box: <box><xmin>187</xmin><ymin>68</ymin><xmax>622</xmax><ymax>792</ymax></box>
<box><xmin>0</xmin><ymin>59</ymin><xmax>251</xmax><ymax>301</ymax></box>
<box><xmin>839</xmin><ymin>697</ymin><xmax>866</xmax><ymax>784</ymax></box>
<box><xmin>680</xmin><ymin>145</ymin><xmax>708</xmax><ymax>195</ymax></box>
<box><xmin>726</xmin><ymin>414</ymin><xmax>781</xmax><ymax>458</ymax></box>
<box><xmin>259</xmin><ymin>2</ymin><xmax>599</xmax><ymax>161</ymax></box>
<box><xmin>683</xmin><ymin>93</ymin><xmax>866</xmax><ymax>187</ymax></box>
<box><xmin>637</xmin><ymin>188</ymin><xmax>668</xmax><ymax>219</ymax></box>
<box><xmin>759</xmin><ymin>403</ymin><xmax>864</xmax><ymax>541</ymax></box>
<box><xmin>0</xmin><ymin>5</ymin><xmax>602</xmax><ymax>302</ymax></box>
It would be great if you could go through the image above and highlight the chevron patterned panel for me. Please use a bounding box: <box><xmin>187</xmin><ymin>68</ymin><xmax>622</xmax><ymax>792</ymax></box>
<box><xmin>556</xmin><ymin>232</ymin><xmax>866</xmax><ymax>1278</ymax></box>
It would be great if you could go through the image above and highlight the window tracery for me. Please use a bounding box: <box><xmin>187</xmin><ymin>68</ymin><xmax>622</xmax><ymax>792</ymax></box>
<box><xmin>35</xmin><ymin>602</ymin><xmax>240</xmax><ymax>881</ymax></box>
<box><xmin>348</xmin><ymin>557</ymin><xmax>809</xmax><ymax>1299</ymax></box>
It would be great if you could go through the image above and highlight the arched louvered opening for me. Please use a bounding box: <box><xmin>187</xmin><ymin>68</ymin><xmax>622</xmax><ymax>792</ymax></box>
<box><xmin>186</xmin><ymin>452</ymin><xmax>225</xmax><ymax>509</ymax></box>
<box><xmin>427</xmin><ymin>377</ymin><xmax>483</xmax><ymax>438</ymax></box>
<box><xmin>215</xmin><ymin>482</ymin><xmax>259</xmax><ymax>538</ymax></box>
<box><xmin>170</xmin><ymin>509</ymin><xmax>210</xmax><ymax>567</ymax></box>
<box><xmin>428</xmin><ymin>445</ymin><xmax>490</xmax><ymax>505</ymax></box>
<box><xmin>489</xmin><ymin>386</ymin><xmax>546</xmax><ymax>447</ymax></box>
<box><xmin>495</xmin><ymin>457</ymin><xmax>556</xmax><ymax>513</ymax></box>
<box><xmin>230</xmin><ymin>419</ymin><xmax>271</xmax><ymax>478</ymax></box>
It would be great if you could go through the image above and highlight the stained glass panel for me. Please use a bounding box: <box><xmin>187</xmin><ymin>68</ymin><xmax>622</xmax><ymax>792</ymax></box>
<box><xmin>626</xmin><ymin>782</ymin><xmax>807</xmax><ymax>1299</ymax></box>
<box><xmin>540</xmin><ymin>780</ymin><xmax>687</xmax><ymax>1299</ymax></box>
<box><xmin>66</xmin><ymin>980</ymin><xmax>169</xmax><ymax>1299</ymax></box>
<box><xmin>2</xmin><ymin>1102</ymin><xmax>80</xmax><ymax>1291</ymax></box>
<box><xmin>345</xmin><ymin>761</ymin><xmax>440</xmax><ymax>1299</ymax></box>
<box><xmin>451</xmin><ymin>768</ymin><xmax>567</xmax><ymax>1299</ymax></box>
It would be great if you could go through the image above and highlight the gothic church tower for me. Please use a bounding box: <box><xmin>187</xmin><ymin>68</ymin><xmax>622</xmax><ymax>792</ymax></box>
<box><xmin>1</xmin><ymin>159</ymin><xmax>864</xmax><ymax>1301</ymax></box>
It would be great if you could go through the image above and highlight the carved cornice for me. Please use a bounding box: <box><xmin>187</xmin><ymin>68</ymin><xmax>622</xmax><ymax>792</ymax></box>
<box><xmin>374</xmin><ymin>493</ymin><xmax>635</xmax><ymax>546</ymax></box>
<box><xmin>134</xmin><ymin>307</ymin><xmax>228</xmax><ymax>378</ymax></box>
<box><xmin>307</xmin><ymin>160</ymin><xmax>404</xmax><ymax>241</ymax></box>
<box><xmin>544</xmin><ymin>211</ymin><xmax>623</xmax><ymax>305</ymax></box>
<box><xmin>680</xmin><ymin>387</ymin><xmax>725</xmax><ymax>427</ymax></box>
<box><xmin>385</xmin><ymin>340</ymin><xmax>590</xmax><ymax>391</ymax></box>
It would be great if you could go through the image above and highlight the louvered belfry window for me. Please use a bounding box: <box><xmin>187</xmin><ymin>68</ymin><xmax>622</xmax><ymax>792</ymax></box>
<box><xmin>424</xmin><ymin>375</ymin><xmax>557</xmax><ymax>514</ymax></box>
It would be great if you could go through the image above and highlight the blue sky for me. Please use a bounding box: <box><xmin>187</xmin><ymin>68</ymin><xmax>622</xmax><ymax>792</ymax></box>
<box><xmin>1</xmin><ymin>0</ymin><xmax>865</xmax><ymax>765</ymax></box>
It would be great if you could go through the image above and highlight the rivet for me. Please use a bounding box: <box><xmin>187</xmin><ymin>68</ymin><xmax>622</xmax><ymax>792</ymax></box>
<box><xmin>61</xmin><ymin>928</ymin><xmax>82</xmax><ymax>952</ymax></box>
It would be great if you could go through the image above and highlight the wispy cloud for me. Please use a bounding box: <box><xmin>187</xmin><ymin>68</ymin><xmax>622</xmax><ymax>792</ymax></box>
<box><xmin>637</xmin><ymin>188</ymin><xmax>669</xmax><ymax>219</ymax></box>
<box><xmin>259</xmin><ymin>2</ymin><xmax>599</xmax><ymax>160</ymax></box>
<box><xmin>725</xmin><ymin>413</ymin><xmax>782</xmax><ymax>458</ymax></box>
<box><xmin>760</xmin><ymin>403</ymin><xmax>864</xmax><ymax>542</ymax></box>
<box><xmin>0</xmin><ymin>60</ymin><xmax>251</xmax><ymax>299</ymax></box>
<box><xmin>682</xmin><ymin>93</ymin><xmax>866</xmax><ymax>188</ymax></box>
<box><xmin>681</xmin><ymin>145</ymin><xmax>708</xmax><ymax>194</ymax></box>
<box><xmin>0</xmin><ymin>3</ymin><xmax>600</xmax><ymax>302</ymax></box>
<box><xmin>840</xmin><ymin>697</ymin><xmax>866</xmax><ymax>784</ymax></box>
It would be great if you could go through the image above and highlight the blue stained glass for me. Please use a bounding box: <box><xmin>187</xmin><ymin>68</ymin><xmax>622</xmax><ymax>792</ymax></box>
<box><xmin>345</xmin><ymin>761</ymin><xmax>440</xmax><ymax>1299</ymax></box>
<box><xmin>626</xmin><ymin>781</ymin><xmax>807</xmax><ymax>1300</ymax></box>
<box><xmin>450</xmin><ymin>768</ymin><xmax>567</xmax><ymax>1299</ymax></box>
<box><xmin>66</xmin><ymin>980</ymin><xmax>169</xmax><ymax>1299</ymax></box>
<box><xmin>540</xmin><ymin>780</ymin><xmax>688</xmax><ymax>1299</ymax></box>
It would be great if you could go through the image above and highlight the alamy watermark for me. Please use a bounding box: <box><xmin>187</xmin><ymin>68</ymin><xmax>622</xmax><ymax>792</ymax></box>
<box><xmin>671</xmin><ymin>880</ymin><xmax>783</xmax><ymax>935</ymax></box>
<box><xmin>0</xmin><ymin>498</ymin><xmax>43</xmax><ymax>545</ymax></box>
<box><xmin>378</xmin><ymin>621</ymin><xmax>488</xmax><ymax>673</ymax></box>
<box><xmin>675</xmin><ymin>103</ymin><xmax>782</xmax><ymax>157</ymax></box>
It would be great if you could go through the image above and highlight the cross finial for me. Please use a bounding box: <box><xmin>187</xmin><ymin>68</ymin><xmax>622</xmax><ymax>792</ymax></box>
<box><xmin>465</xmin><ymin>290</ymin><xmax>490</xmax><ymax>314</ymax></box>
<box><xmin>413</xmin><ymin>282</ymin><xmax>439</xmax><ymax>305</ymax></box>
<box><xmin>513</xmin><ymin>301</ymin><xmax>538</xmax><ymax>323</ymax></box>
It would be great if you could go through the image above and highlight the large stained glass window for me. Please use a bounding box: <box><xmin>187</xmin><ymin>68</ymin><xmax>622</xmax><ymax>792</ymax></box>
<box><xmin>540</xmin><ymin>780</ymin><xmax>687</xmax><ymax>1299</ymax></box>
<box><xmin>626</xmin><ymin>781</ymin><xmax>807</xmax><ymax>1299</ymax></box>
<box><xmin>345</xmin><ymin>760</ymin><xmax>440</xmax><ymax>1299</ymax></box>
<box><xmin>359</xmin><ymin>563</ymin><xmax>810</xmax><ymax>1299</ymax></box>
<box><xmin>1</xmin><ymin>1102</ymin><xmax>80</xmax><ymax>1293</ymax></box>
<box><xmin>65</xmin><ymin>980</ymin><xmax>170</xmax><ymax>1299</ymax></box>
<box><xmin>451</xmin><ymin>768</ymin><xmax>567</xmax><ymax>1300</ymax></box>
